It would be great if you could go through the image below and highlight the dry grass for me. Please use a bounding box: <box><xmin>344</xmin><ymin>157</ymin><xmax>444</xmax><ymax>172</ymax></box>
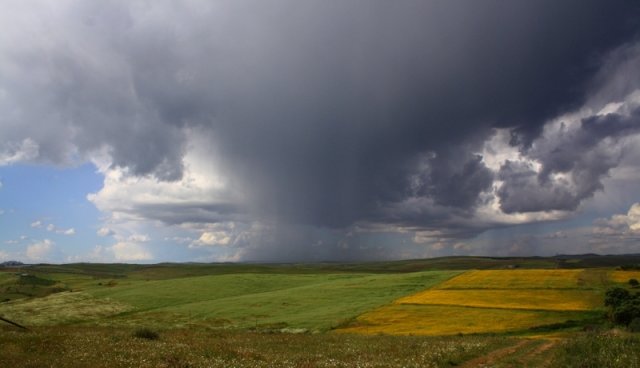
<box><xmin>395</xmin><ymin>289</ymin><xmax>601</xmax><ymax>311</ymax></box>
<box><xmin>434</xmin><ymin>269</ymin><xmax>585</xmax><ymax>290</ymax></box>
<box><xmin>337</xmin><ymin>305</ymin><xmax>579</xmax><ymax>336</ymax></box>
<box><xmin>0</xmin><ymin>292</ymin><xmax>131</xmax><ymax>325</ymax></box>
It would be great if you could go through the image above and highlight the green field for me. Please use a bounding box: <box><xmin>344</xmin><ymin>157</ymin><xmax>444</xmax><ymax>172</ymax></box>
<box><xmin>1</xmin><ymin>256</ymin><xmax>640</xmax><ymax>367</ymax></box>
<box><xmin>1</xmin><ymin>269</ymin><xmax>460</xmax><ymax>331</ymax></box>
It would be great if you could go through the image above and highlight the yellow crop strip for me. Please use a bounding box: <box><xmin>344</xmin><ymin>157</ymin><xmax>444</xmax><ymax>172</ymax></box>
<box><xmin>337</xmin><ymin>269</ymin><xmax>606</xmax><ymax>336</ymax></box>
<box><xmin>610</xmin><ymin>271</ymin><xmax>640</xmax><ymax>284</ymax></box>
<box><xmin>395</xmin><ymin>289</ymin><xmax>601</xmax><ymax>311</ymax></box>
<box><xmin>434</xmin><ymin>269</ymin><xmax>584</xmax><ymax>289</ymax></box>
<box><xmin>337</xmin><ymin>305</ymin><xmax>577</xmax><ymax>336</ymax></box>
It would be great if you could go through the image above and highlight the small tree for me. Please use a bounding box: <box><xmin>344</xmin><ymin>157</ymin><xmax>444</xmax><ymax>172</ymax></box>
<box><xmin>629</xmin><ymin>279</ymin><xmax>639</xmax><ymax>288</ymax></box>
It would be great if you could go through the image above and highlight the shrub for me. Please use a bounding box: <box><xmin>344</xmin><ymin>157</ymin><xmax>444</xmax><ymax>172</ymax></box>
<box><xmin>629</xmin><ymin>318</ymin><xmax>640</xmax><ymax>333</ymax></box>
<box><xmin>604</xmin><ymin>287</ymin><xmax>640</xmax><ymax>325</ymax></box>
<box><xmin>133</xmin><ymin>328</ymin><xmax>159</xmax><ymax>340</ymax></box>
<box><xmin>612</xmin><ymin>301</ymin><xmax>640</xmax><ymax>325</ymax></box>
<box><xmin>630</xmin><ymin>279</ymin><xmax>639</xmax><ymax>288</ymax></box>
<box><xmin>604</xmin><ymin>287</ymin><xmax>630</xmax><ymax>308</ymax></box>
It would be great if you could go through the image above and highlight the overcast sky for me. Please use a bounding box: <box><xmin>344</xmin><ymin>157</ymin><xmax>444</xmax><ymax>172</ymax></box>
<box><xmin>1</xmin><ymin>0</ymin><xmax>640</xmax><ymax>263</ymax></box>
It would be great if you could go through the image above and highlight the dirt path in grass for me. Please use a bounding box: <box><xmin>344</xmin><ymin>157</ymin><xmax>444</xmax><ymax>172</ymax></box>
<box><xmin>459</xmin><ymin>338</ymin><xmax>559</xmax><ymax>368</ymax></box>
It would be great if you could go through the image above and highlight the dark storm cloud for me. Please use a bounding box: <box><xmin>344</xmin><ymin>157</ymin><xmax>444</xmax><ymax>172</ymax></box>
<box><xmin>498</xmin><ymin>108</ymin><xmax>640</xmax><ymax>213</ymax></box>
<box><xmin>1</xmin><ymin>0</ymin><xmax>639</xmax><ymax>233</ymax></box>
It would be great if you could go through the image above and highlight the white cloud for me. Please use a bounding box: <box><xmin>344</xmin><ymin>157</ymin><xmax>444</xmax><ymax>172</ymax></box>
<box><xmin>590</xmin><ymin>203</ymin><xmax>640</xmax><ymax>254</ymax></box>
<box><xmin>30</xmin><ymin>220</ymin><xmax>43</xmax><ymax>228</ymax></box>
<box><xmin>111</xmin><ymin>242</ymin><xmax>152</xmax><ymax>261</ymax></box>
<box><xmin>66</xmin><ymin>245</ymin><xmax>109</xmax><ymax>263</ymax></box>
<box><xmin>192</xmin><ymin>231</ymin><xmax>231</xmax><ymax>247</ymax></box>
<box><xmin>188</xmin><ymin>222</ymin><xmax>240</xmax><ymax>248</ymax></box>
<box><xmin>67</xmin><ymin>243</ymin><xmax>152</xmax><ymax>263</ymax></box>
<box><xmin>87</xmin><ymin>128</ymin><xmax>243</xmax><ymax>226</ymax></box>
<box><xmin>42</xmin><ymin>223</ymin><xmax>76</xmax><ymax>236</ymax></box>
<box><xmin>75</xmin><ymin>227</ymin><xmax>153</xmax><ymax>262</ymax></box>
<box><xmin>97</xmin><ymin>227</ymin><xmax>115</xmax><ymax>237</ymax></box>
<box><xmin>412</xmin><ymin>230</ymin><xmax>444</xmax><ymax>244</ymax></box>
<box><xmin>593</xmin><ymin>203</ymin><xmax>640</xmax><ymax>235</ymax></box>
<box><xmin>0</xmin><ymin>138</ymin><xmax>39</xmax><ymax>166</ymax></box>
<box><xmin>63</xmin><ymin>228</ymin><xmax>76</xmax><ymax>235</ymax></box>
<box><xmin>164</xmin><ymin>236</ymin><xmax>193</xmax><ymax>244</ymax></box>
<box><xmin>128</xmin><ymin>234</ymin><xmax>150</xmax><ymax>243</ymax></box>
<box><xmin>26</xmin><ymin>239</ymin><xmax>53</xmax><ymax>262</ymax></box>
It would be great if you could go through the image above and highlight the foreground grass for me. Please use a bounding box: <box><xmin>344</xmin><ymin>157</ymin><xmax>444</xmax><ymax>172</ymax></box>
<box><xmin>553</xmin><ymin>331</ymin><xmax>640</xmax><ymax>367</ymax></box>
<box><xmin>0</xmin><ymin>326</ymin><xmax>511</xmax><ymax>368</ymax></box>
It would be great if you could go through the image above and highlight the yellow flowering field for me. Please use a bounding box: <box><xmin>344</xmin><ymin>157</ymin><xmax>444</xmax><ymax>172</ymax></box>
<box><xmin>609</xmin><ymin>271</ymin><xmax>640</xmax><ymax>284</ymax></box>
<box><xmin>337</xmin><ymin>304</ymin><xmax>578</xmax><ymax>336</ymax></box>
<box><xmin>337</xmin><ymin>269</ymin><xmax>607</xmax><ymax>336</ymax></box>
<box><xmin>434</xmin><ymin>269</ymin><xmax>584</xmax><ymax>289</ymax></box>
<box><xmin>395</xmin><ymin>289</ymin><xmax>601</xmax><ymax>311</ymax></box>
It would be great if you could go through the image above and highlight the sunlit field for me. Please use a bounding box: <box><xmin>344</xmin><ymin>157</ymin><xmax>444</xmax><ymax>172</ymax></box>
<box><xmin>336</xmin><ymin>269</ymin><xmax>608</xmax><ymax>336</ymax></box>
<box><xmin>433</xmin><ymin>269</ymin><xmax>603</xmax><ymax>290</ymax></box>
<box><xmin>396</xmin><ymin>289</ymin><xmax>601</xmax><ymax>311</ymax></box>
<box><xmin>336</xmin><ymin>304</ymin><xmax>590</xmax><ymax>336</ymax></box>
<box><xmin>609</xmin><ymin>270</ymin><xmax>640</xmax><ymax>284</ymax></box>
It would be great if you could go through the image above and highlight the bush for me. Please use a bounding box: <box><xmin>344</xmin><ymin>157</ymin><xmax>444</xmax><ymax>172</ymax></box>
<box><xmin>604</xmin><ymin>287</ymin><xmax>630</xmax><ymax>308</ymax></box>
<box><xmin>604</xmin><ymin>287</ymin><xmax>640</xmax><ymax>325</ymax></box>
<box><xmin>612</xmin><ymin>301</ymin><xmax>640</xmax><ymax>325</ymax></box>
<box><xmin>630</xmin><ymin>279</ymin><xmax>639</xmax><ymax>288</ymax></box>
<box><xmin>630</xmin><ymin>318</ymin><xmax>640</xmax><ymax>333</ymax></box>
<box><xmin>133</xmin><ymin>328</ymin><xmax>159</xmax><ymax>340</ymax></box>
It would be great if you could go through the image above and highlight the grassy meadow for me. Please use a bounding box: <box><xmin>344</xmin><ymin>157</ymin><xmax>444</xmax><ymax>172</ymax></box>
<box><xmin>1</xmin><ymin>270</ymin><xmax>460</xmax><ymax>331</ymax></box>
<box><xmin>1</xmin><ymin>256</ymin><xmax>640</xmax><ymax>366</ymax></box>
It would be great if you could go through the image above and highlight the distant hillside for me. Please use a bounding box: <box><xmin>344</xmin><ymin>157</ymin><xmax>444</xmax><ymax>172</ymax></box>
<box><xmin>3</xmin><ymin>254</ymin><xmax>640</xmax><ymax>278</ymax></box>
<box><xmin>0</xmin><ymin>261</ymin><xmax>24</xmax><ymax>267</ymax></box>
